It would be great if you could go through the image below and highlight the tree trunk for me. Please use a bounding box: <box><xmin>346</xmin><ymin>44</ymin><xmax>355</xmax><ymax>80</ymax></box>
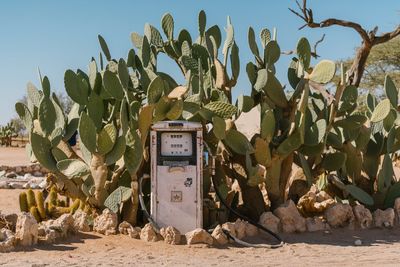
<box><xmin>268</xmin><ymin>154</ymin><xmax>294</xmax><ymax>210</ymax></box>
<box><xmin>347</xmin><ymin>41</ymin><xmax>372</xmax><ymax>87</ymax></box>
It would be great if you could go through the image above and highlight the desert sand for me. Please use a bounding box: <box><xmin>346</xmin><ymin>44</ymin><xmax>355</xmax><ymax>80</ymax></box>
<box><xmin>1</xmin><ymin>189</ymin><xmax>400</xmax><ymax>266</ymax></box>
<box><xmin>1</xmin><ymin>126</ymin><xmax>400</xmax><ymax>266</ymax></box>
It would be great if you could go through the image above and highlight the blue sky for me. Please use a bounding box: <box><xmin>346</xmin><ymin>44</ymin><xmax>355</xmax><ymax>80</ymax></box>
<box><xmin>0</xmin><ymin>0</ymin><xmax>399</xmax><ymax>125</ymax></box>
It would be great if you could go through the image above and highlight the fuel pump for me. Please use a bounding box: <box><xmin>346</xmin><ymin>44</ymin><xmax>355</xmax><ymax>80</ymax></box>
<box><xmin>142</xmin><ymin>120</ymin><xmax>283</xmax><ymax>248</ymax></box>
<box><xmin>150</xmin><ymin>121</ymin><xmax>203</xmax><ymax>233</ymax></box>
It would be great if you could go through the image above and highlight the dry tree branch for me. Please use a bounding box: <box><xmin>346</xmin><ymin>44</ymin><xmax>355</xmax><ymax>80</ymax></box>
<box><xmin>289</xmin><ymin>0</ymin><xmax>400</xmax><ymax>86</ymax></box>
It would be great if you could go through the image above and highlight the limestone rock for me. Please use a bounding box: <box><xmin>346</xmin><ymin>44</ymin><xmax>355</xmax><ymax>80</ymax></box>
<box><xmin>8</xmin><ymin>182</ymin><xmax>24</xmax><ymax>189</ymax></box>
<box><xmin>245</xmin><ymin>222</ymin><xmax>258</xmax><ymax>237</ymax></box>
<box><xmin>93</xmin><ymin>208</ymin><xmax>118</xmax><ymax>235</ymax></box>
<box><xmin>0</xmin><ymin>181</ymin><xmax>9</xmax><ymax>189</ymax></box>
<box><xmin>297</xmin><ymin>189</ymin><xmax>335</xmax><ymax>216</ymax></box>
<box><xmin>234</xmin><ymin>219</ymin><xmax>246</xmax><ymax>239</ymax></box>
<box><xmin>140</xmin><ymin>223</ymin><xmax>159</xmax><ymax>242</ymax></box>
<box><xmin>72</xmin><ymin>210</ymin><xmax>91</xmax><ymax>232</ymax></box>
<box><xmin>0</xmin><ymin>228</ymin><xmax>16</xmax><ymax>252</ymax></box>
<box><xmin>211</xmin><ymin>225</ymin><xmax>228</xmax><ymax>245</ymax></box>
<box><xmin>222</xmin><ymin>222</ymin><xmax>236</xmax><ymax>243</ymax></box>
<box><xmin>37</xmin><ymin>223</ymin><xmax>57</xmax><ymax>244</ymax></box>
<box><xmin>33</xmin><ymin>171</ymin><xmax>43</xmax><ymax>177</ymax></box>
<box><xmin>5</xmin><ymin>172</ymin><xmax>17</xmax><ymax>178</ymax></box>
<box><xmin>43</xmin><ymin>214</ymin><xmax>75</xmax><ymax>239</ymax></box>
<box><xmin>259</xmin><ymin>212</ymin><xmax>280</xmax><ymax>233</ymax></box>
<box><xmin>119</xmin><ymin>221</ymin><xmax>141</xmax><ymax>239</ymax></box>
<box><xmin>119</xmin><ymin>221</ymin><xmax>133</xmax><ymax>235</ymax></box>
<box><xmin>373</xmin><ymin>208</ymin><xmax>395</xmax><ymax>228</ymax></box>
<box><xmin>222</xmin><ymin>222</ymin><xmax>236</xmax><ymax>236</ymax></box>
<box><xmin>0</xmin><ymin>212</ymin><xmax>17</xmax><ymax>231</ymax></box>
<box><xmin>353</xmin><ymin>205</ymin><xmax>373</xmax><ymax>229</ymax></box>
<box><xmin>185</xmin><ymin>228</ymin><xmax>213</xmax><ymax>245</ymax></box>
<box><xmin>15</xmin><ymin>212</ymin><xmax>38</xmax><ymax>246</ymax></box>
<box><xmin>274</xmin><ymin>200</ymin><xmax>306</xmax><ymax>233</ymax></box>
<box><xmin>306</xmin><ymin>217</ymin><xmax>329</xmax><ymax>232</ymax></box>
<box><xmin>15</xmin><ymin>166</ymin><xmax>22</xmax><ymax>173</ymax></box>
<box><xmin>394</xmin><ymin>198</ymin><xmax>400</xmax><ymax>225</ymax></box>
<box><xmin>4</xmin><ymin>213</ymin><xmax>17</xmax><ymax>232</ymax></box>
<box><xmin>160</xmin><ymin>226</ymin><xmax>181</xmax><ymax>245</ymax></box>
<box><xmin>325</xmin><ymin>203</ymin><xmax>355</xmax><ymax>228</ymax></box>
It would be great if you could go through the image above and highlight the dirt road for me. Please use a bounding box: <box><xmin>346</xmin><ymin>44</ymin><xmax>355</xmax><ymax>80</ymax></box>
<box><xmin>1</xmin><ymin>189</ymin><xmax>400</xmax><ymax>266</ymax></box>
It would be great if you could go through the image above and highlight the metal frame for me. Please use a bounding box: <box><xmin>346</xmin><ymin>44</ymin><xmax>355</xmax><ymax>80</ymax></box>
<box><xmin>150</xmin><ymin>121</ymin><xmax>203</xmax><ymax>233</ymax></box>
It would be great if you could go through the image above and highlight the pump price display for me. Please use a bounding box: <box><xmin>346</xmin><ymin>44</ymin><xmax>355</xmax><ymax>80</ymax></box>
<box><xmin>160</xmin><ymin>132</ymin><xmax>193</xmax><ymax>156</ymax></box>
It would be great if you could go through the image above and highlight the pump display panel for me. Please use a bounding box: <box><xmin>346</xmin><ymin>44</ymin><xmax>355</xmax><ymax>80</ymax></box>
<box><xmin>156</xmin><ymin>131</ymin><xmax>197</xmax><ymax>166</ymax></box>
<box><xmin>160</xmin><ymin>132</ymin><xmax>193</xmax><ymax>156</ymax></box>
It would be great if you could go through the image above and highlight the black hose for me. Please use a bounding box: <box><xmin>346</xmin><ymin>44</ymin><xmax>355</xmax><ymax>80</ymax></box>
<box><xmin>211</xmin><ymin>173</ymin><xmax>284</xmax><ymax>248</ymax></box>
<box><xmin>138</xmin><ymin>139</ymin><xmax>284</xmax><ymax>248</ymax></box>
<box><xmin>138</xmin><ymin>175</ymin><xmax>160</xmax><ymax>234</ymax></box>
<box><xmin>203</xmin><ymin>140</ymin><xmax>283</xmax><ymax>248</ymax></box>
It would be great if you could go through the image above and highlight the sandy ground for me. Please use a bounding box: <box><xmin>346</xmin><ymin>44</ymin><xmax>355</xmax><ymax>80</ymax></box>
<box><xmin>0</xmin><ymin>147</ymin><xmax>30</xmax><ymax>167</ymax></box>
<box><xmin>1</xmin><ymin>189</ymin><xmax>400</xmax><ymax>266</ymax></box>
<box><xmin>1</xmin><ymin>124</ymin><xmax>400</xmax><ymax>266</ymax></box>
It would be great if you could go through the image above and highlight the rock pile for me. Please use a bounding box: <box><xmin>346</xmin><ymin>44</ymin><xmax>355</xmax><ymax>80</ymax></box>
<box><xmin>3</xmin><ymin>194</ymin><xmax>400</xmax><ymax>251</ymax></box>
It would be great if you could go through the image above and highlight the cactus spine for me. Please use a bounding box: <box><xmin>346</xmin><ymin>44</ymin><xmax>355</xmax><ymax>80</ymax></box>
<box><xmin>19</xmin><ymin>192</ymin><xmax>29</xmax><ymax>212</ymax></box>
<box><xmin>30</xmin><ymin>206</ymin><xmax>41</xmax><ymax>222</ymax></box>
<box><xmin>35</xmin><ymin>191</ymin><xmax>47</xmax><ymax>220</ymax></box>
<box><xmin>26</xmin><ymin>189</ymin><xmax>36</xmax><ymax>209</ymax></box>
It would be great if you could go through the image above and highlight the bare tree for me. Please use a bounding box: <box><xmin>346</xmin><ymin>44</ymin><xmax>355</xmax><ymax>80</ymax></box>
<box><xmin>289</xmin><ymin>0</ymin><xmax>400</xmax><ymax>87</ymax></box>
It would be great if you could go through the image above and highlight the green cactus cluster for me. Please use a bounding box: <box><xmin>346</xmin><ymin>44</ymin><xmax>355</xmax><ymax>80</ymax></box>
<box><xmin>16</xmin><ymin>10</ymin><xmax>400</xmax><ymax>225</ymax></box>
<box><xmin>18</xmin><ymin>187</ymin><xmax>85</xmax><ymax>222</ymax></box>
<box><xmin>0</xmin><ymin>122</ymin><xmax>17</xmax><ymax>146</ymax></box>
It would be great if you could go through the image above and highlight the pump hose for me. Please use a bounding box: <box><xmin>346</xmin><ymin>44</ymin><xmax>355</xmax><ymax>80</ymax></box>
<box><xmin>203</xmin><ymin>141</ymin><xmax>284</xmax><ymax>248</ymax></box>
<box><xmin>138</xmin><ymin>175</ymin><xmax>161</xmax><ymax>234</ymax></box>
<box><xmin>137</xmin><ymin>140</ymin><xmax>284</xmax><ymax>248</ymax></box>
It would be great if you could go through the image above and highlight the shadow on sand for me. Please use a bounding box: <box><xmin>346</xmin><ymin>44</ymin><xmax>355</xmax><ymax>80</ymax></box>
<box><xmin>13</xmin><ymin>232</ymin><xmax>101</xmax><ymax>252</ymax></box>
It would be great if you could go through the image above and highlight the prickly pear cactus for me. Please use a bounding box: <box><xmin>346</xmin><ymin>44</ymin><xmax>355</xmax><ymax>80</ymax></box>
<box><xmin>17</xmin><ymin>10</ymin><xmax>398</xmax><ymax>225</ymax></box>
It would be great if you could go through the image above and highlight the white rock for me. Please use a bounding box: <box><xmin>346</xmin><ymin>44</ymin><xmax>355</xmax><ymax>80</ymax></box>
<box><xmin>0</xmin><ymin>228</ymin><xmax>16</xmax><ymax>252</ymax></box>
<box><xmin>73</xmin><ymin>210</ymin><xmax>91</xmax><ymax>232</ymax></box>
<box><xmin>274</xmin><ymin>200</ymin><xmax>306</xmax><ymax>233</ymax></box>
<box><xmin>8</xmin><ymin>182</ymin><xmax>24</xmax><ymax>189</ymax></box>
<box><xmin>2</xmin><ymin>213</ymin><xmax>18</xmax><ymax>232</ymax></box>
<box><xmin>325</xmin><ymin>203</ymin><xmax>355</xmax><ymax>228</ymax></box>
<box><xmin>33</xmin><ymin>165</ymin><xmax>41</xmax><ymax>172</ymax></box>
<box><xmin>37</xmin><ymin>223</ymin><xmax>58</xmax><ymax>244</ymax></box>
<box><xmin>118</xmin><ymin>221</ymin><xmax>141</xmax><ymax>239</ymax></box>
<box><xmin>93</xmin><ymin>209</ymin><xmax>118</xmax><ymax>235</ymax></box>
<box><xmin>43</xmin><ymin>214</ymin><xmax>75</xmax><ymax>239</ymax></box>
<box><xmin>15</xmin><ymin>212</ymin><xmax>38</xmax><ymax>246</ymax></box>
<box><xmin>354</xmin><ymin>239</ymin><xmax>362</xmax><ymax>246</ymax></box>
<box><xmin>160</xmin><ymin>226</ymin><xmax>181</xmax><ymax>245</ymax></box>
<box><xmin>119</xmin><ymin>221</ymin><xmax>133</xmax><ymax>235</ymax></box>
<box><xmin>306</xmin><ymin>217</ymin><xmax>329</xmax><ymax>232</ymax></box>
<box><xmin>234</xmin><ymin>219</ymin><xmax>246</xmax><ymax>239</ymax></box>
<box><xmin>15</xmin><ymin>166</ymin><xmax>22</xmax><ymax>173</ymax></box>
<box><xmin>245</xmin><ymin>222</ymin><xmax>258</xmax><ymax>237</ymax></box>
<box><xmin>211</xmin><ymin>225</ymin><xmax>228</xmax><ymax>245</ymax></box>
<box><xmin>0</xmin><ymin>181</ymin><xmax>9</xmax><ymax>189</ymax></box>
<box><xmin>394</xmin><ymin>198</ymin><xmax>400</xmax><ymax>225</ymax></box>
<box><xmin>353</xmin><ymin>205</ymin><xmax>373</xmax><ymax>229</ymax></box>
<box><xmin>5</xmin><ymin>172</ymin><xmax>17</xmax><ymax>178</ymax></box>
<box><xmin>140</xmin><ymin>223</ymin><xmax>159</xmax><ymax>242</ymax></box>
<box><xmin>221</xmin><ymin>222</ymin><xmax>236</xmax><ymax>243</ymax></box>
<box><xmin>185</xmin><ymin>228</ymin><xmax>213</xmax><ymax>245</ymax></box>
<box><xmin>373</xmin><ymin>208</ymin><xmax>395</xmax><ymax>228</ymax></box>
<box><xmin>33</xmin><ymin>171</ymin><xmax>43</xmax><ymax>177</ymax></box>
<box><xmin>259</xmin><ymin>212</ymin><xmax>280</xmax><ymax>233</ymax></box>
